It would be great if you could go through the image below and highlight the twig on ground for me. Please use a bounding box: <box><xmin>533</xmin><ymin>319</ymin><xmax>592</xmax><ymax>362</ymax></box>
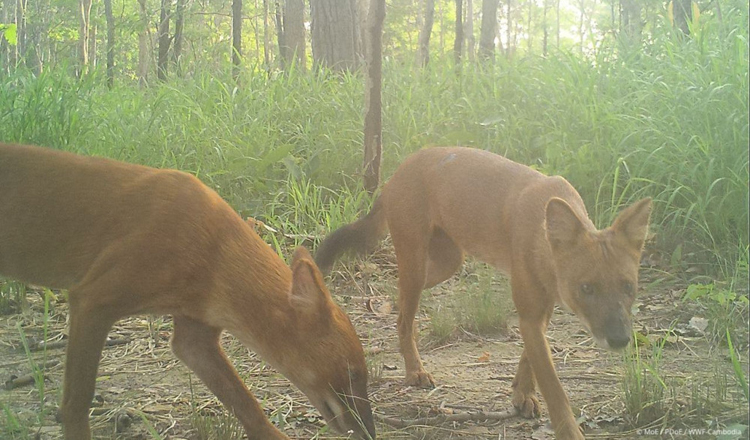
<box><xmin>375</xmin><ymin>407</ymin><xmax>518</xmax><ymax>428</ymax></box>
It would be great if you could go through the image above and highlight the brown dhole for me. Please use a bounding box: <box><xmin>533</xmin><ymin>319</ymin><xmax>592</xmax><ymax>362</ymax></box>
<box><xmin>0</xmin><ymin>144</ymin><xmax>375</xmax><ymax>440</ymax></box>
<box><xmin>315</xmin><ymin>147</ymin><xmax>651</xmax><ymax>440</ymax></box>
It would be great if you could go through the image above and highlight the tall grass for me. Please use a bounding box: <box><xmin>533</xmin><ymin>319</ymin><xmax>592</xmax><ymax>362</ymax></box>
<box><xmin>0</xmin><ymin>6</ymin><xmax>746</xmax><ymax>278</ymax></box>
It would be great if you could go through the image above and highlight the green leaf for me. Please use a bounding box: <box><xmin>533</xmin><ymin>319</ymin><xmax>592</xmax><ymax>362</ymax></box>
<box><xmin>1</xmin><ymin>23</ymin><xmax>17</xmax><ymax>46</ymax></box>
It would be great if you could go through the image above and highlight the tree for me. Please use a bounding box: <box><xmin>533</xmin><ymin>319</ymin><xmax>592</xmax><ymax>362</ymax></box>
<box><xmin>672</xmin><ymin>0</ymin><xmax>692</xmax><ymax>35</ymax></box>
<box><xmin>137</xmin><ymin>0</ymin><xmax>149</xmax><ymax>86</ymax></box>
<box><xmin>279</xmin><ymin>0</ymin><xmax>306</xmax><ymax>70</ymax></box>
<box><xmin>417</xmin><ymin>0</ymin><xmax>435</xmax><ymax>66</ymax></box>
<box><xmin>104</xmin><ymin>0</ymin><xmax>115</xmax><ymax>87</ymax></box>
<box><xmin>362</xmin><ymin>0</ymin><xmax>385</xmax><ymax>193</ymax></box>
<box><xmin>157</xmin><ymin>0</ymin><xmax>171</xmax><ymax>80</ymax></box>
<box><xmin>465</xmin><ymin>0</ymin><xmax>474</xmax><ymax>61</ymax></box>
<box><xmin>78</xmin><ymin>0</ymin><xmax>92</xmax><ymax>74</ymax></box>
<box><xmin>454</xmin><ymin>0</ymin><xmax>463</xmax><ymax>64</ymax></box>
<box><xmin>232</xmin><ymin>0</ymin><xmax>242</xmax><ymax>80</ymax></box>
<box><xmin>479</xmin><ymin>0</ymin><xmax>500</xmax><ymax>59</ymax></box>
<box><xmin>310</xmin><ymin>0</ymin><xmax>361</xmax><ymax>71</ymax></box>
<box><xmin>173</xmin><ymin>0</ymin><xmax>186</xmax><ymax>76</ymax></box>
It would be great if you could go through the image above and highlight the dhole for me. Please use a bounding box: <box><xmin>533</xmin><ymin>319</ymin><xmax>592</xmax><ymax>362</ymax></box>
<box><xmin>315</xmin><ymin>147</ymin><xmax>651</xmax><ymax>440</ymax></box>
<box><xmin>0</xmin><ymin>144</ymin><xmax>375</xmax><ymax>440</ymax></box>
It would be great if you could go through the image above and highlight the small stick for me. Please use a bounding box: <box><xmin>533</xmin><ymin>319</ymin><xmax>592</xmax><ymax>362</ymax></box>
<box><xmin>4</xmin><ymin>359</ymin><xmax>60</xmax><ymax>390</ymax></box>
<box><xmin>375</xmin><ymin>408</ymin><xmax>518</xmax><ymax>428</ymax></box>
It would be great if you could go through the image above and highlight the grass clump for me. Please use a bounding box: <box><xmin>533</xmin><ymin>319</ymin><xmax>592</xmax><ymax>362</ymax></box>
<box><xmin>427</xmin><ymin>264</ymin><xmax>510</xmax><ymax>344</ymax></box>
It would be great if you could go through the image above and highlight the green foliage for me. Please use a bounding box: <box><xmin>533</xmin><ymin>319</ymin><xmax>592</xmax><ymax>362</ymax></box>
<box><xmin>0</xmin><ymin>4</ymin><xmax>747</xmax><ymax>280</ymax></box>
<box><xmin>683</xmin><ymin>281</ymin><xmax>749</xmax><ymax>346</ymax></box>
<box><xmin>0</xmin><ymin>23</ymin><xmax>16</xmax><ymax>45</ymax></box>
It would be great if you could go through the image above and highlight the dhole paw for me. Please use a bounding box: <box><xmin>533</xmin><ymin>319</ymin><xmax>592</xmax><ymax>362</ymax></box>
<box><xmin>558</xmin><ymin>424</ymin><xmax>585</xmax><ymax>440</ymax></box>
<box><xmin>512</xmin><ymin>393</ymin><xmax>540</xmax><ymax>418</ymax></box>
<box><xmin>404</xmin><ymin>370</ymin><xmax>435</xmax><ymax>388</ymax></box>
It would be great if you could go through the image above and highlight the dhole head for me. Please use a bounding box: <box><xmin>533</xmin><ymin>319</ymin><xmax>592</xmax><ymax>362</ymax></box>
<box><xmin>283</xmin><ymin>247</ymin><xmax>376</xmax><ymax>439</ymax></box>
<box><xmin>545</xmin><ymin>198</ymin><xmax>652</xmax><ymax>351</ymax></box>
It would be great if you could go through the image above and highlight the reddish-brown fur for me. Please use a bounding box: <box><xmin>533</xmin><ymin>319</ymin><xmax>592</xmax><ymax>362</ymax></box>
<box><xmin>0</xmin><ymin>144</ymin><xmax>375</xmax><ymax>440</ymax></box>
<box><xmin>315</xmin><ymin>147</ymin><xmax>651</xmax><ymax>440</ymax></box>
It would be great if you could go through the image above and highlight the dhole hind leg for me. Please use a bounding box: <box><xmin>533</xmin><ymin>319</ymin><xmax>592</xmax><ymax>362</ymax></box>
<box><xmin>389</xmin><ymin>214</ymin><xmax>434</xmax><ymax>387</ymax></box>
<box><xmin>171</xmin><ymin>315</ymin><xmax>289</xmax><ymax>440</ymax></box>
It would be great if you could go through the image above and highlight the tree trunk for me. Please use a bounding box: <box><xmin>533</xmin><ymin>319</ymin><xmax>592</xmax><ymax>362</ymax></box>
<box><xmin>506</xmin><ymin>0</ymin><xmax>512</xmax><ymax>57</ymax></box>
<box><xmin>157</xmin><ymin>0</ymin><xmax>171</xmax><ymax>81</ymax></box>
<box><xmin>555</xmin><ymin>0</ymin><xmax>560</xmax><ymax>48</ymax></box>
<box><xmin>363</xmin><ymin>0</ymin><xmax>385</xmax><ymax>194</ymax></box>
<box><xmin>173</xmin><ymin>0</ymin><xmax>185</xmax><ymax>76</ymax></box>
<box><xmin>465</xmin><ymin>0</ymin><xmax>474</xmax><ymax>61</ymax></box>
<box><xmin>275</xmin><ymin>0</ymin><xmax>285</xmax><ymax>66</ymax></box>
<box><xmin>479</xmin><ymin>0</ymin><xmax>499</xmax><ymax>59</ymax></box>
<box><xmin>77</xmin><ymin>0</ymin><xmax>92</xmax><ymax>75</ymax></box>
<box><xmin>280</xmin><ymin>0</ymin><xmax>305</xmax><ymax>70</ymax></box>
<box><xmin>310</xmin><ymin>0</ymin><xmax>361</xmax><ymax>71</ymax></box>
<box><xmin>105</xmin><ymin>0</ymin><xmax>114</xmax><ymax>87</ymax></box>
<box><xmin>542</xmin><ymin>0</ymin><xmax>548</xmax><ymax>55</ymax></box>
<box><xmin>417</xmin><ymin>0</ymin><xmax>434</xmax><ymax>66</ymax></box>
<box><xmin>672</xmin><ymin>0</ymin><xmax>692</xmax><ymax>35</ymax></box>
<box><xmin>263</xmin><ymin>0</ymin><xmax>270</xmax><ymax>68</ymax></box>
<box><xmin>1</xmin><ymin>0</ymin><xmax>8</xmax><ymax>73</ymax></box>
<box><xmin>16</xmin><ymin>0</ymin><xmax>26</xmax><ymax>68</ymax></box>
<box><xmin>137</xmin><ymin>0</ymin><xmax>149</xmax><ymax>86</ymax></box>
<box><xmin>620</xmin><ymin>0</ymin><xmax>642</xmax><ymax>44</ymax></box>
<box><xmin>232</xmin><ymin>0</ymin><xmax>242</xmax><ymax>80</ymax></box>
<box><xmin>453</xmin><ymin>0</ymin><xmax>463</xmax><ymax>64</ymax></box>
<box><xmin>527</xmin><ymin>0</ymin><xmax>534</xmax><ymax>53</ymax></box>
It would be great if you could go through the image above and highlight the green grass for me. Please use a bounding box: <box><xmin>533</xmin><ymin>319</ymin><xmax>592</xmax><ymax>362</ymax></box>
<box><xmin>0</xmin><ymin>2</ymin><xmax>747</xmax><ymax>293</ymax></box>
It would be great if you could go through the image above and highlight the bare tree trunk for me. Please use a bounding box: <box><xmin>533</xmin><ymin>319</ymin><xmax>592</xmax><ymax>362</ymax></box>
<box><xmin>362</xmin><ymin>0</ymin><xmax>385</xmax><ymax>194</ymax></box>
<box><xmin>579</xmin><ymin>0</ymin><xmax>584</xmax><ymax>52</ymax></box>
<box><xmin>105</xmin><ymin>0</ymin><xmax>114</xmax><ymax>87</ymax></box>
<box><xmin>506</xmin><ymin>0</ymin><xmax>512</xmax><ymax>57</ymax></box>
<box><xmin>0</xmin><ymin>0</ymin><xmax>8</xmax><ymax>73</ymax></box>
<box><xmin>527</xmin><ymin>0</ymin><xmax>533</xmax><ymax>54</ymax></box>
<box><xmin>280</xmin><ymin>0</ymin><xmax>305</xmax><ymax>70</ymax></box>
<box><xmin>89</xmin><ymin>23</ymin><xmax>97</xmax><ymax>67</ymax></box>
<box><xmin>275</xmin><ymin>0</ymin><xmax>285</xmax><ymax>67</ymax></box>
<box><xmin>417</xmin><ymin>0</ymin><xmax>434</xmax><ymax>66</ymax></box>
<box><xmin>453</xmin><ymin>0</ymin><xmax>463</xmax><ymax>64</ymax></box>
<box><xmin>542</xmin><ymin>0</ymin><xmax>548</xmax><ymax>55</ymax></box>
<box><xmin>555</xmin><ymin>0</ymin><xmax>560</xmax><ymax>48</ymax></box>
<box><xmin>672</xmin><ymin>0</ymin><xmax>692</xmax><ymax>35</ymax></box>
<box><xmin>137</xmin><ymin>0</ymin><xmax>149</xmax><ymax>86</ymax></box>
<box><xmin>173</xmin><ymin>0</ymin><xmax>185</xmax><ymax>76</ymax></box>
<box><xmin>620</xmin><ymin>0</ymin><xmax>642</xmax><ymax>45</ymax></box>
<box><xmin>157</xmin><ymin>0</ymin><xmax>171</xmax><ymax>81</ymax></box>
<box><xmin>479</xmin><ymin>0</ymin><xmax>499</xmax><ymax>59</ymax></box>
<box><xmin>263</xmin><ymin>0</ymin><xmax>270</xmax><ymax>69</ymax></box>
<box><xmin>232</xmin><ymin>0</ymin><xmax>242</xmax><ymax>80</ymax></box>
<box><xmin>465</xmin><ymin>0</ymin><xmax>474</xmax><ymax>61</ymax></box>
<box><xmin>16</xmin><ymin>0</ymin><xmax>26</xmax><ymax>68</ymax></box>
<box><xmin>310</xmin><ymin>0</ymin><xmax>361</xmax><ymax>71</ymax></box>
<box><xmin>78</xmin><ymin>0</ymin><xmax>92</xmax><ymax>75</ymax></box>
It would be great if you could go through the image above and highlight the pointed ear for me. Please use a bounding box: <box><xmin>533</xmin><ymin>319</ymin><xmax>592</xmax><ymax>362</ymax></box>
<box><xmin>545</xmin><ymin>197</ymin><xmax>587</xmax><ymax>251</ymax></box>
<box><xmin>289</xmin><ymin>247</ymin><xmax>332</xmax><ymax>317</ymax></box>
<box><xmin>612</xmin><ymin>198</ymin><xmax>652</xmax><ymax>251</ymax></box>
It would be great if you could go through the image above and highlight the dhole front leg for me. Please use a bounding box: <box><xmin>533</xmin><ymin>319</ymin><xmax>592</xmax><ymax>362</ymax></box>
<box><xmin>511</xmin><ymin>349</ymin><xmax>541</xmax><ymax>418</ymax></box>
<box><xmin>170</xmin><ymin>315</ymin><xmax>289</xmax><ymax>440</ymax></box>
<box><xmin>60</xmin><ymin>297</ymin><xmax>118</xmax><ymax>440</ymax></box>
<box><xmin>517</xmin><ymin>316</ymin><xmax>584</xmax><ymax>440</ymax></box>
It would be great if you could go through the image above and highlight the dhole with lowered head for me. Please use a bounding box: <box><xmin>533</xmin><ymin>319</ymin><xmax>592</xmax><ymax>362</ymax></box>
<box><xmin>315</xmin><ymin>147</ymin><xmax>651</xmax><ymax>440</ymax></box>
<box><xmin>0</xmin><ymin>143</ymin><xmax>376</xmax><ymax>440</ymax></box>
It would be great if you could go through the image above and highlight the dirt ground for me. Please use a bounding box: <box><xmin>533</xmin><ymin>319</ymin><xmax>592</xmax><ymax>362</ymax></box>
<box><xmin>1</xmin><ymin>249</ymin><xmax>748</xmax><ymax>440</ymax></box>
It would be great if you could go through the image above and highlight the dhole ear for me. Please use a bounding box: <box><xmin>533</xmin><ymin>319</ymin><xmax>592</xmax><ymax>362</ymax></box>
<box><xmin>545</xmin><ymin>197</ymin><xmax>586</xmax><ymax>251</ymax></box>
<box><xmin>611</xmin><ymin>198</ymin><xmax>652</xmax><ymax>251</ymax></box>
<box><xmin>289</xmin><ymin>247</ymin><xmax>332</xmax><ymax>317</ymax></box>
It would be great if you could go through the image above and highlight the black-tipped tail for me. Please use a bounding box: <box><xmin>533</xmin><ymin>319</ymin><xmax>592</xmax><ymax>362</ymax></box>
<box><xmin>315</xmin><ymin>198</ymin><xmax>387</xmax><ymax>274</ymax></box>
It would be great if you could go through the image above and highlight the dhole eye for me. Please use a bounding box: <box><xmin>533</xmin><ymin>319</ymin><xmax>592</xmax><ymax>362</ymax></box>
<box><xmin>580</xmin><ymin>283</ymin><xmax>594</xmax><ymax>296</ymax></box>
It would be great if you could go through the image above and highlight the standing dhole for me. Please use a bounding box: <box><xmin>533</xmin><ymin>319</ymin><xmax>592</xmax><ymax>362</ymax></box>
<box><xmin>315</xmin><ymin>146</ymin><xmax>651</xmax><ymax>440</ymax></box>
<box><xmin>0</xmin><ymin>143</ymin><xmax>376</xmax><ymax>440</ymax></box>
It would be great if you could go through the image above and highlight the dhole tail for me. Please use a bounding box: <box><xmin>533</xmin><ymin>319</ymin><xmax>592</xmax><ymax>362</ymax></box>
<box><xmin>315</xmin><ymin>197</ymin><xmax>387</xmax><ymax>274</ymax></box>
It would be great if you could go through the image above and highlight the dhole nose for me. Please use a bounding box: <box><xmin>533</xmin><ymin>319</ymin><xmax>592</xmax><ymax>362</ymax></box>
<box><xmin>606</xmin><ymin>333</ymin><xmax>631</xmax><ymax>350</ymax></box>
